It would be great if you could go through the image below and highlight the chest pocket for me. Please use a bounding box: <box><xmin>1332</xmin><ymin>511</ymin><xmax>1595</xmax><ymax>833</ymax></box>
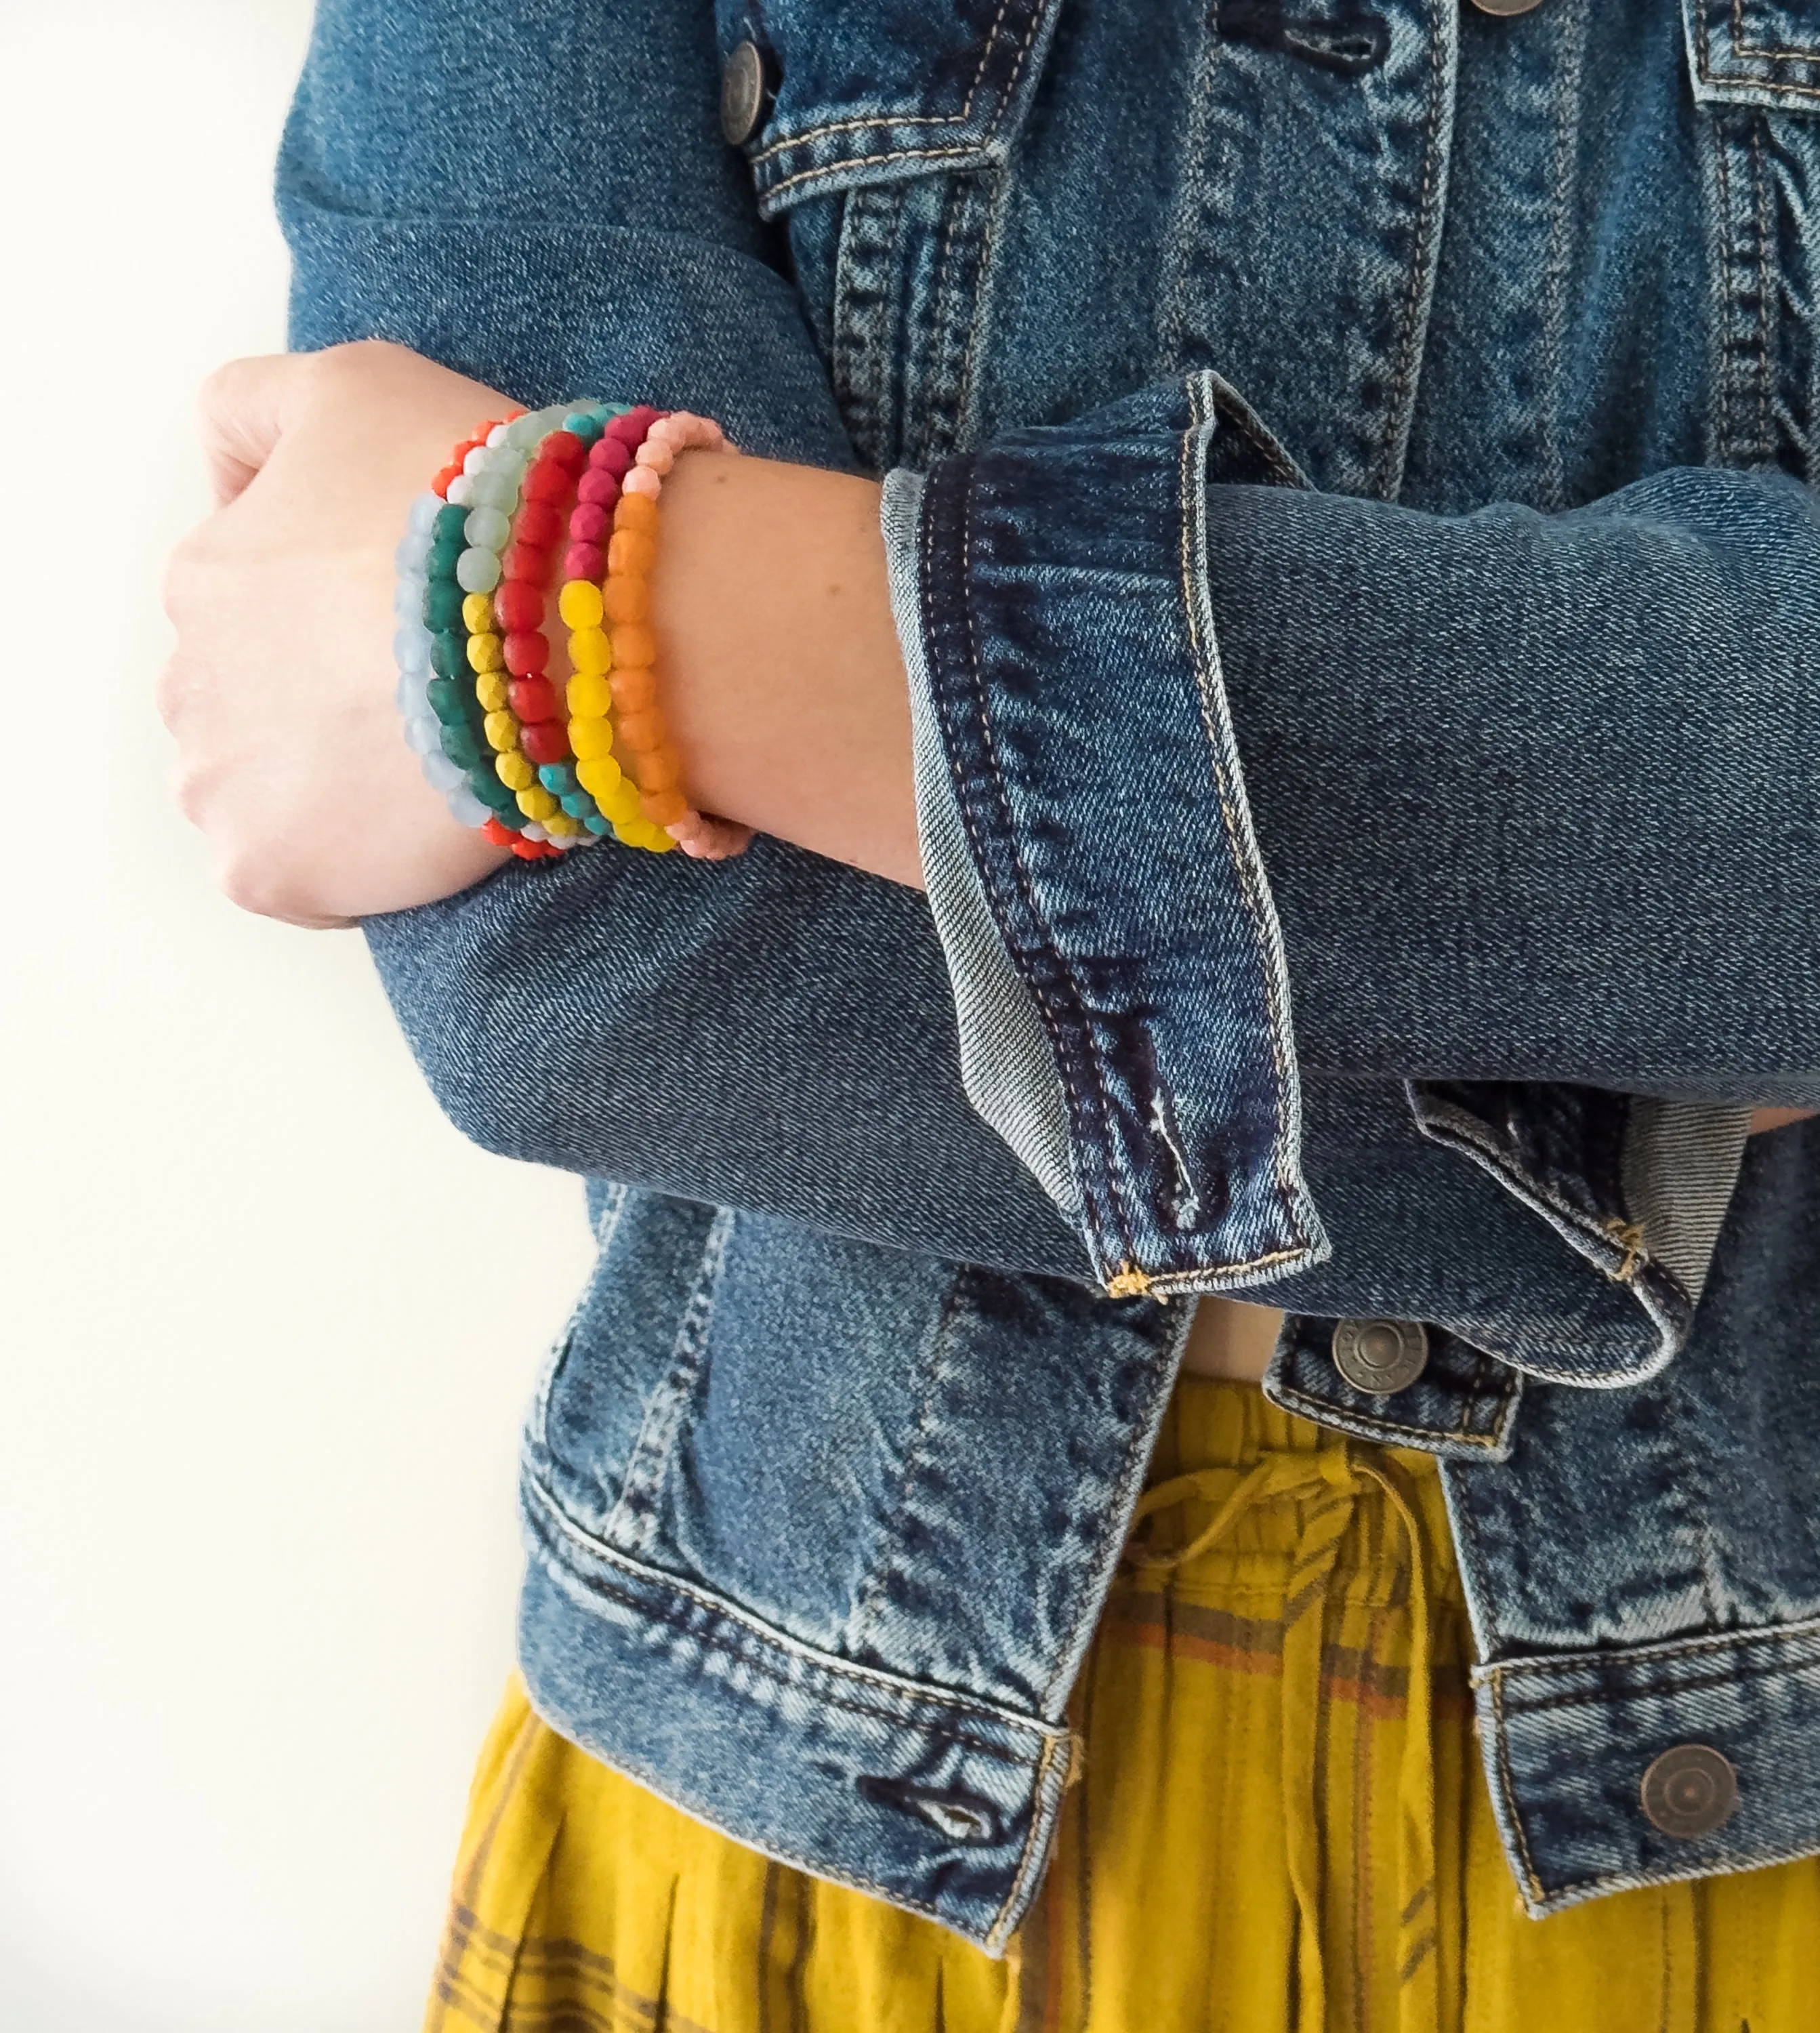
<box><xmin>1682</xmin><ymin>0</ymin><xmax>1820</xmax><ymax>476</ymax></box>
<box><xmin>716</xmin><ymin>0</ymin><xmax>1062</xmax><ymax>470</ymax></box>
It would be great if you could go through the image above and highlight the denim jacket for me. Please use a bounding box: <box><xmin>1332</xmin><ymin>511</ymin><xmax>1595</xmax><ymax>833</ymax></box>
<box><xmin>281</xmin><ymin>0</ymin><xmax>1820</xmax><ymax>1949</ymax></box>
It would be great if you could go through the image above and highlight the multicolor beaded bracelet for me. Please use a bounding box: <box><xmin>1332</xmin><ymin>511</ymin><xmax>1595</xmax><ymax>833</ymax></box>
<box><xmin>395</xmin><ymin>398</ymin><xmax>750</xmax><ymax>863</ymax></box>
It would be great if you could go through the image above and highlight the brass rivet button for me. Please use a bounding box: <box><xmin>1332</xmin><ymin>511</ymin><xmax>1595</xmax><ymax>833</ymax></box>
<box><xmin>720</xmin><ymin>41</ymin><xmax>768</xmax><ymax>146</ymax></box>
<box><xmin>1469</xmin><ymin>0</ymin><xmax>1547</xmax><ymax>14</ymax></box>
<box><xmin>1640</xmin><ymin>1744</ymin><xmax>1739</xmax><ymax>1840</ymax></box>
<box><xmin>1331</xmin><ymin>1318</ymin><xmax>1430</xmax><ymax>1397</ymax></box>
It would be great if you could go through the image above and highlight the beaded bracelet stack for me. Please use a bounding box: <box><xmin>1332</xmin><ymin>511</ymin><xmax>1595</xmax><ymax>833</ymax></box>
<box><xmin>394</xmin><ymin>398</ymin><xmax>753</xmax><ymax>863</ymax></box>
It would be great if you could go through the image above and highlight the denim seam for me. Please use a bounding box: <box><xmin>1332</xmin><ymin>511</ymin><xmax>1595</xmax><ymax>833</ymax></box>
<box><xmin>1750</xmin><ymin>119</ymin><xmax>1773</xmax><ymax>456</ymax></box>
<box><xmin>1487</xmin><ymin>1672</ymin><xmax>1549</xmax><ymax>1904</ymax></box>
<box><xmin>1731</xmin><ymin>0</ymin><xmax>1820</xmax><ymax>60</ymax></box>
<box><xmin>747</xmin><ymin>0</ymin><xmax>1043</xmax><ymax>163</ymax></box>
<box><xmin>987</xmin><ymin>1729</ymin><xmax>1071</xmax><ymax>1951</ymax></box>
<box><xmin>1367</xmin><ymin>0</ymin><xmax>1453</xmax><ymax>501</ymax></box>
<box><xmin>1488</xmin><ymin>1656</ymin><xmax>1817</xmax><ymax>1718</ymax></box>
<box><xmin>927</xmin><ymin>456</ymin><xmax>1136</xmax><ymax>1273</ymax></box>
<box><xmin>524</xmin><ymin>1475</ymin><xmax>1054</xmax><ymax>1754</ymax></box>
<box><xmin>516</xmin><ymin>1675</ymin><xmax>989</xmax><ymax>1935</ymax></box>
<box><xmin>924</xmin><ymin>171</ymin><xmax>977</xmax><ymax>460</ymax></box>
<box><xmin>1037</xmin><ymin>1304</ymin><xmax>1196</xmax><ymax>1716</ymax></box>
<box><xmin>1267</xmin><ymin>1375</ymin><xmax>1515</xmax><ymax>1453</ymax></box>
<box><xmin>1178</xmin><ymin>373</ymin><xmax>1315</xmax><ymax>1254</ymax></box>
<box><xmin>1472</xmin><ymin>1606</ymin><xmax>1820</xmax><ymax>1687</ymax></box>
<box><xmin>1537</xmin><ymin>2</ymin><xmax>1588</xmax><ymax>512</ymax></box>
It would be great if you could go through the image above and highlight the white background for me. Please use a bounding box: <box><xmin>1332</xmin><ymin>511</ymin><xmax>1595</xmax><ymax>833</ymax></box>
<box><xmin>0</xmin><ymin>6</ymin><xmax>598</xmax><ymax>2026</ymax></box>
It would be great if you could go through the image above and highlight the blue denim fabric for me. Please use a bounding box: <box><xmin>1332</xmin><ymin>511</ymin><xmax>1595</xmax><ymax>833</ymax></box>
<box><xmin>283</xmin><ymin>0</ymin><xmax>1820</xmax><ymax>1946</ymax></box>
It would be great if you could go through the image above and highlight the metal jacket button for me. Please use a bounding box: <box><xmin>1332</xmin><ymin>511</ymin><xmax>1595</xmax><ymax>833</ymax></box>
<box><xmin>720</xmin><ymin>41</ymin><xmax>768</xmax><ymax>146</ymax></box>
<box><xmin>1640</xmin><ymin>1745</ymin><xmax>1739</xmax><ymax>1839</ymax></box>
<box><xmin>1468</xmin><ymin>0</ymin><xmax>1547</xmax><ymax>14</ymax></box>
<box><xmin>1331</xmin><ymin>1318</ymin><xmax>1429</xmax><ymax>1396</ymax></box>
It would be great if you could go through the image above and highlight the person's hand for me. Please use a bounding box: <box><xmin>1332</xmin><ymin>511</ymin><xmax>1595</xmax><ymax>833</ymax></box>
<box><xmin>161</xmin><ymin>341</ymin><xmax>514</xmax><ymax>926</ymax></box>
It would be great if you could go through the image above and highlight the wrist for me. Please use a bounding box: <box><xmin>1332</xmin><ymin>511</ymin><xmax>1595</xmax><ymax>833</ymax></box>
<box><xmin>648</xmin><ymin>450</ymin><xmax>922</xmax><ymax>888</ymax></box>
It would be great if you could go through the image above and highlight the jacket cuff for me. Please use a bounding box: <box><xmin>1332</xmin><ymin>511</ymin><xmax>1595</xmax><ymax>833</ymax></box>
<box><xmin>883</xmin><ymin>371</ymin><xmax>1325</xmax><ymax>1297</ymax></box>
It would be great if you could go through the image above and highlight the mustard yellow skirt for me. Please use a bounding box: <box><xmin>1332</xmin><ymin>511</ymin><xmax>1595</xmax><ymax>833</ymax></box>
<box><xmin>425</xmin><ymin>1380</ymin><xmax>1817</xmax><ymax>2032</ymax></box>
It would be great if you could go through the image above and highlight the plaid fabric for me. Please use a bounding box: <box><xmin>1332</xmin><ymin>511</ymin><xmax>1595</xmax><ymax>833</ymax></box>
<box><xmin>426</xmin><ymin>1381</ymin><xmax>1817</xmax><ymax>2033</ymax></box>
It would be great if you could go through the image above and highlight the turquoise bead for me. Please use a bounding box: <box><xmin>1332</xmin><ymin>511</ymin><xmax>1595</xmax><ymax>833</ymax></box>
<box><xmin>583</xmin><ymin>813</ymin><xmax>611</xmax><ymax>835</ymax></box>
<box><xmin>537</xmin><ymin>763</ymin><xmax>577</xmax><ymax>794</ymax></box>
<box><xmin>428</xmin><ymin>628</ymin><xmax>466</xmax><ymax>678</ymax></box>
<box><xmin>561</xmin><ymin>792</ymin><xmax>597</xmax><ymax>819</ymax></box>
<box><xmin>434</xmin><ymin>501</ymin><xmax>469</xmax><ymax>543</ymax></box>
<box><xmin>468</xmin><ymin>768</ymin><xmax>520</xmax><ymax>817</ymax></box>
<box><xmin>439</xmin><ymin>722</ymin><xmax>482</xmax><ymax>769</ymax></box>
<box><xmin>423</xmin><ymin>581</ymin><xmax>465</xmax><ymax>630</ymax></box>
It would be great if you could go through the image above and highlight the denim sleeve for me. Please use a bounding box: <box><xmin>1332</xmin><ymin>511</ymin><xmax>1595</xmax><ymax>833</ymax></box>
<box><xmin>281</xmin><ymin>0</ymin><xmax>1094</xmax><ymax>1280</ymax></box>
<box><xmin>894</xmin><ymin>367</ymin><xmax>1820</xmax><ymax>1291</ymax></box>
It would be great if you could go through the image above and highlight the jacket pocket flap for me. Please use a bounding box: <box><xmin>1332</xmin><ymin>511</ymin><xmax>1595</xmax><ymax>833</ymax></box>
<box><xmin>721</xmin><ymin>0</ymin><xmax>1060</xmax><ymax>214</ymax></box>
<box><xmin>1684</xmin><ymin>0</ymin><xmax>1820</xmax><ymax>110</ymax></box>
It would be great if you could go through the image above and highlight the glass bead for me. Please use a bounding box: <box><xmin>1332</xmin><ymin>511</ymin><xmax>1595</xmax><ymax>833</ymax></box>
<box><xmin>445</xmin><ymin>474</ymin><xmax>474</xmax><ymax>506</ymax></box>
<box><xmin>560</xmin><ymin>792</ymin><xmax>596</xmax><ymax>819</ymax></box>
<box><xmin>468</xmin><ymin>766</ymin><xmax>516</xmax><ymax>814</ymax></box>
<box><xmin>608</xmin><ymin>667</ymin><xmax>656</xmax><ymax>712</ymax></box>
<box><xmin>607</xmin><ymin>531</ymin><xmax>655</xmax><ymax>576</ymax></box>
<box><xmin>428</xmin><ymin>630</ymin><xmax>465</xmax><ymax>680</ymax></box>
<box><xmin>592</xmin><ymin>436</ymin><xmax>634</xmax><ymax>479</ymax></box>
<box><xmin>407</xmin><ymin>492</ymin><xmax>442</xmax><ymax>536</ymax></box>
<box><xmin>518</xmin><ymin>786</ymin><xmax>559</xmax><ymax>821</ymax></box>
<box><xmin>476</xmin><ymin>672</ymin><xmax>510</xmax><ymax>713</ymax></box>
<box><xmin>487</xmin><ymin>423</ymin><xmax>511</xmax><ymax>448</ymax></box>
<box><xmin>424</xmin><ymin>752</ymin><xmax>466</xmax><ymax>792</ymax></box>
<box><xmin>503</xmin><ymin>630</ymin><xmax>551</xmax><ymax>676</ymax></box>
<box><xmin>564</xmin><ymin>543</ymin><xmax>604</xmax><ymax>582</ymax></box>
<box><xmin>393</xmin><ymin>625</ymin><xmax>432</xmax><ymax>674</ymax></box>
<box><xmin>462</xmin><ymin>443</ymin><xmax>491</xmax><ymax>477</ymax></box>
<box><xmin>405</xmin><ymin>714</ymin><xmax>440</xmax><ymax>754</ymax></box>
<box><xmin>602</xmin><ymin>576</ymin><xmax>648</xmax><ymax>624</ymax></box>
<box><xmin>509</xmin><ymin>676</ymin><xmax>560</xmax><ymax>722</ymax></box>
<box><xmin>585</xmin><ymin>814</ymin><xmax>612</xmax><ymax>836</ymax></box>
<box><xmin>434</xmin><ymin>503</ymin><xmax>470</xmax><ymax>543</ymax></box>
<box><xmin>521</xmin><ymin>720</ymin><xmax>571</xmax><ymax>766</ymax></box>
<box><xmin>600</xmin><ymin>776</ymin><xmax>644</xmax><ymax>825</ymax></box>
<box><xmin>484</xmin><ymin>711</ymin><xmax>520</xmax><ymax>754</ymax></box>
<box><xmin>610</xmin><ymin>623</ymin><xmax>657</xmax><ymax>668</ymax></box>
<box><xmin>631</xmin><ymin>743</ymin><xmax>682</xmax><ymax>792</ymax></box>
<box><xmin>501</xmin><ymin>542</ymin><xmax>552</xmax><ymax>588</ymax></box>
<box><xmin>468</xmin><ymin>632</ymin><xmax>504</xmax><ymax>674</ymax></box>
<box><xmin>615</xmin><ymin>707</ymin><xmax>662</xmax><ymax>752</ymax></box>
<box><xmin>464</xmin><ymin>506</ymin><xmax>512</xmax><ymax>552</ymax></box>
<box><xmin>569</xmin><ymin>714</ymin><xmax>615</xmax><ymax>761</ymax></box>
<box><xmin>496</xmin><ymin>752</ymin><xmax>536</xmax><ymax>791</ymax></box>
<box><xmin>516</xmin><ymin>500</ymin><xmax>562</xmax><ymax>549</ymax></box>
<box><xmin>440</xmin><ymin>724</ymin><xmax>483</xmax><ymax>769</ymax></box>
<box><xmin>563</xmin><ymin>411</ymin><xmax>602</xmax><ymax>440</ymax></box>
<box><xmin>566</xmin><ymin>672</ymin><xmax>611</xmax><ymax>718</ymax></box>
<box><xmin>614</xmin><ymin>493</ymin><xmax>659</xmax><ymax>533</ymax></box>
<box><xmin>640</xmin><ymin>787</ymin><xmax>688</xmax><ymax>826</ymax></box>
<box><xmin>394</xmin><ymin>577</ymin><xmax>426</xmax><ymax>621</ymax></box>
<box><xmin>468</xmin><ymin>472</ymin><xmax>520</xmax><ymax>512</ymax></box>
<box><xmin>569</xmin><ymin>501</ymin><xmax>610</xmax><ymax>544</ymax></box>
<box><xmin>575</xmin><ymin>756</ymin><xmax>623</xmax><ymax>800</ymax></box>
<box><xmin>426</xmin><ymin>676</ymin><xmax>468</xmax><ymax>726</ymax></box>
<box><xmin>544</xmin><ymin>810</ymin><xmax>582</xmax><ymax>838</ymax></box>
<box><xmin>396</xmin><ymin>669</ymin><xmax>430</xmax><ymax>715</ymax></box>
<box><xmin>423</xmin><ymin>581</ymin><xmax>465</xmax><ymax>631</ymax></box>
<box><xmin>461</xmin><ymin>592</ymin><xmax>495</xmax><ymax>635</ymax></box>
<box><xmin>448</xmin><ymin>787</ymin><xmax>492</xmax><ymax>828</ymax></box>
<box><xmin>558</xmin><ymin>580</ymin><xmax>604</xmax><ymax>630</ymax></box>
<box><xmin>395</xmin><ymin>530</ymin><xmax>432</xmax><ymax>573</ymax></box>
<box><xmin>503</xmin><ymin>415</ymin><xmax>545</xmax><ymax>451</ymax></box>
<box><xmin>494</xmin><ymin>583</ymin><xmax>543</xmax><ymax>632</ymax></box>
<box><xmin>570</xmin><ymin>628</ymin><xmax>612</xmax><ymax>674</ymax></box>
<box><xmin>457</xmin><ymin>548</ymin><xmax>502</xmax><ymax>594</ymax></box>
<box><xmin>543</xmin><ymin>430</ymin><xmax>587</xmax><ymax>472</ymax></box>
<box><xmin>539</xmin><ymin>762</ymin><xmax>578</xmax><ymax>794</ymax></box>
<box><xmin>521</xmin><ymin>821</ymin><xmax>550</xmax><ymax>841</ymax></box>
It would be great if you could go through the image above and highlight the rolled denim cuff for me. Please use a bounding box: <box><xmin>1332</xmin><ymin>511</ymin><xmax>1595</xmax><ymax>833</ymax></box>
<box><xmin>883</xmin><ymin>371</ymin><xmax>1327</xmax><ymax>1297</ymax></box>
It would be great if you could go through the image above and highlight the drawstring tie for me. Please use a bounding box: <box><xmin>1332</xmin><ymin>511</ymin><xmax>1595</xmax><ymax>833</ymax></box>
<box><xmin>1126</xmin><ymin>1443</ymin><xmax>1441</xmax><ymax>2033</ymax></box>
